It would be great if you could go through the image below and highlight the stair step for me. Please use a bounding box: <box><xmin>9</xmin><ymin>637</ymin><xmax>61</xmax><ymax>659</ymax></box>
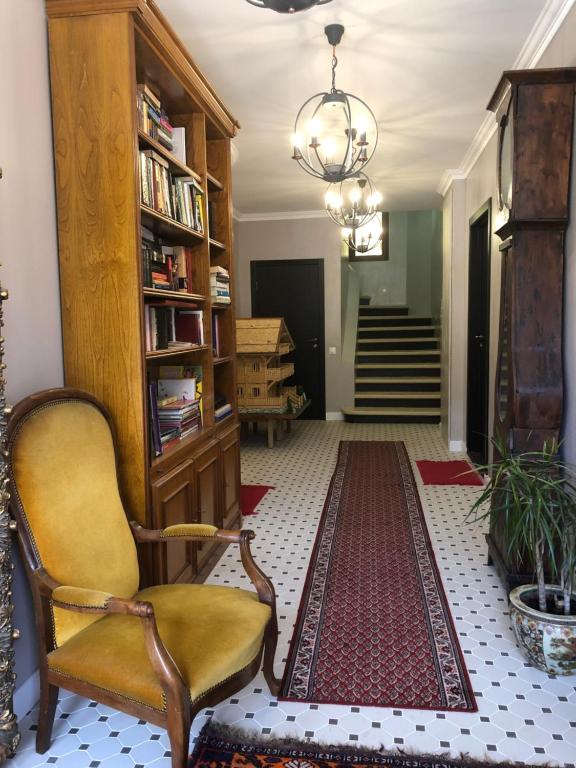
<box><xmin>359</xmin><ymin>316</ymin><xmax>433</xmax><ymax>327</ymax></box>
<box><xmin>356</xmin><ymin>400</ymin><xmax>440</xmax><ymax>409</ymax></box>
<box><xmin>357</xmin><ymin>340</ymin><xmax>439</xmax><ymax>352</ymax></box>
<box><xmin>356</xmin><ymin>379</ymin><xmax>441</xmax><ymax>393</ymax></box>
<box><xmin>357</xmin><ymin>337</ymin><xmax>439</xmax><ymax>345</ymax></box>
<box><xmin>359</xmin><ymin>306</ymin><xmax>409</xmax><ymax>316</ymax></box>
<box><xmin>343</xmin><ymin>406</ymin><xmax>441</xmax><ymax>424</ymax></box>
<box><xmin>358</xmin><ymin>325</ymin><xmax>439</xmax><ymax>332</ymax></box>
<box><xmin>356</xmin><ymin>377</ymin><xmax>441</xmax><ymax>384</ymax></box>
<box><xmin>355</xmin><ymin>366</ymin><xmax>441</xmax><ymax>379</ymax></box>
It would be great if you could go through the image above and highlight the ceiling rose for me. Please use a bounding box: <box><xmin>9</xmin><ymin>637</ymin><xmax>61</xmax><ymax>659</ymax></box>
<box><xmin>245</xmin><ymin>0</ymin><xmax>333</xmax><ymax>12</ymax></box>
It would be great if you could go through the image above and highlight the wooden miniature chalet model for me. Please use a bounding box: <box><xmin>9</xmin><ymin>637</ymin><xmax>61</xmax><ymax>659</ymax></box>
<box><xmin>236</xmin><ymin>318</ymin><xmax>305</xmax><ymax>412</ymax></box>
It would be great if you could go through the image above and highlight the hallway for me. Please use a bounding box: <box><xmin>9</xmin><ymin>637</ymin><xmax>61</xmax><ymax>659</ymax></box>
<box><xmin>13</xmin><ymin>423</ymin><xmax>576</xmax><ymax>767</ymax></box>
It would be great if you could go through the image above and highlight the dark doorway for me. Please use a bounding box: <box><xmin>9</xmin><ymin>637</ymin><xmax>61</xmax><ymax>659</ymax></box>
<box><xmin>251</xmin><ymin>259</ymin><xmax>326</xmax><ymax>420</ymax></box>
<box><xmin>467</xmin><ymin>200</ymin><xmax>491</xmax><ymax>465</ymax></box>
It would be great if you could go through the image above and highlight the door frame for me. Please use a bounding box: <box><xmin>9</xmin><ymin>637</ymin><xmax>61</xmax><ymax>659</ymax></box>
<box><xmin>466</xmin><ymin>199</ymin><xmax>492</xmax><ymax>464</ymax></box>
<box><xmin>250</xmin><ymin>258</ymin><xmax>326</xmax><ymax>419</ymax></box>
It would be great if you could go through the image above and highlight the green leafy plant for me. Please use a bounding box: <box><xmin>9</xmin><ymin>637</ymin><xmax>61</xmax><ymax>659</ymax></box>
<box><xmin>467</xmin><ymin>437</ymin><xmax>576</xmax><ymax>615</ymax></box>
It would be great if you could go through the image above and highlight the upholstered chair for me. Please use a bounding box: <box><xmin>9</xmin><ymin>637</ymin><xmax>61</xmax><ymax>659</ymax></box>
<box><xmin>7</xmin><ymin>388</ymin><xmax>279</xmax><ymax>768</ymax></box>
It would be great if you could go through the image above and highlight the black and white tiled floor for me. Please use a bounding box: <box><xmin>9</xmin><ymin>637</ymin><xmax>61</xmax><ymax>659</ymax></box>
<box><xmin>13</xmin><ymin>422</ymin><xmax>576</xmax><ymax>767</ymax></box>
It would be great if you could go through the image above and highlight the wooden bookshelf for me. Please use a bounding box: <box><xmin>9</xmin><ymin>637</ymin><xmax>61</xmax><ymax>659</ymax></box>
<box><xmin>46</xmin><ymin>0</ymin><xmax>241</xmax><ymax>586</ymax></box>
<box><xmin>143</xmin><ymin>288</ymin><xmax>207</xmax><ymax>303</ymax></box>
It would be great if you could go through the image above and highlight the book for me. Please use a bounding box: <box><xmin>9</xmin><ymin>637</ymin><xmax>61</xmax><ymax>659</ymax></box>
<box><xmin>157</xmin><ymin>377</ymin><xmax>198</xmax><ymax>400</ymax></box>
<box><xmin>137</xmin><ymin>83</ymin><xmax>161</xmax><ymax>111</ymax></box>
<box><xmin>172</xmin><ymin>128</ymin><xmax>186</xmax><ymax>165</ymax></box>
<box><xmin>148</xmin><ymin>380</ymin><xmax>162</xmax><ymax>457</ymax></box>
<box><xmin>212</xmin><ymin>312</ymin><xmax>220</xmax><ymax>357</ymax></box>
<box><xmin>158</xmin><ymin>365</ymin><xmax>198</xmax><ymax>379</ymax></box>
<box><xmin>175</xmin><ymin>309</ymin><xmax>204</xmax><ymax>346</ymax></box>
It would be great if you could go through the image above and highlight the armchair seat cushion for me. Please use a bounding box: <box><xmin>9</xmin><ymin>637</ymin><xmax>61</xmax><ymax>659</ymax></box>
<box><xmin>47</xmin><ymin>584</ymin><xmax>271</xmax><ymax>711</ymax></box>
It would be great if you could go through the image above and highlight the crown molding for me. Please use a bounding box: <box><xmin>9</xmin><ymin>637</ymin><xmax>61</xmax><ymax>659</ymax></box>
<box><xmin>437</xmin><ymin>170</ymin><xmax>467</xmax><ymax>197</ymax></box>
<box><xmin>437</xmin><ymin>0</ymin><xmax>576</xmax><ymax>198</ymax></box>
<box><xmin>234</xmin><ymin>210</ymin><xmax>328</xmax><ymax>223</ymax></box>
<box><xmin>513</xmin><ymin>0</ymin><xmax>576</xmax><ymax>69</ymax></box>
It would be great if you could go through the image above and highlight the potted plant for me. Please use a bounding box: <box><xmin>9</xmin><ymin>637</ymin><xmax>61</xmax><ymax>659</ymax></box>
<box><xmin>468</xmin><ymin>438</ymin><xmax>576</xmax><ymax>675</ymax></box>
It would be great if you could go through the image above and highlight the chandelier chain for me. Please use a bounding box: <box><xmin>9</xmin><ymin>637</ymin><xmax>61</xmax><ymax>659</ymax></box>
<box><xmin>331</xmin><ymin>47</ymin><xmax>338</xmax><ymax>92</ymax></box>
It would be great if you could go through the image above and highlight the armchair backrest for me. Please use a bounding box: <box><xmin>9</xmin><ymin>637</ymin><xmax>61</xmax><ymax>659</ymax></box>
<box><xmin>7</xmin><ymin>389</ymin><xmax>140</xmax><ymax>647</ymax></box>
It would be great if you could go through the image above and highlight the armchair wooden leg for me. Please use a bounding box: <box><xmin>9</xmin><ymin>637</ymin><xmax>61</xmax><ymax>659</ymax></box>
<box><xmin>36</xmin><ymin>679</ymin><xmax>59</xmax><ymax>754</ymax></box>
<box><xmin>262</xmin><ymin>620</ymin><xmax>281</xmax><ymax>696</ymax></box>
<box><xmin>167</xmin><ymin>704</ymin><xmax>191</xmax><ymax>768</ymax></box>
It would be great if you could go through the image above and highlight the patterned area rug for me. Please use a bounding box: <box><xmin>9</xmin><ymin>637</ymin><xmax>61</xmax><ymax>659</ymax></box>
<box><xmin>189</xmin><ymin>724</ymin><xmax>512</xmax><ymax>768</ymax></box>
<box><xmin>280</xmin><ymin>441</ymin><xmax>476</xmax><ymax>712</ymax></box>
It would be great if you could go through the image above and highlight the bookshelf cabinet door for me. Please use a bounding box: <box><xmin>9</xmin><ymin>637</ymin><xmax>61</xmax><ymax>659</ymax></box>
<box><xmin>192</xmin><ymin>441</ymin><xmax>221</xmax><ymax>570</ymax></box>
<box><xmin>220</xmin><ymin>425</ymin><xmax>240</xmax><ymax>529</ymax></box>
<box><xmin>151</xmin><ymin>460</ymin><xmax>195</xmax><ymax>584</ymax></box>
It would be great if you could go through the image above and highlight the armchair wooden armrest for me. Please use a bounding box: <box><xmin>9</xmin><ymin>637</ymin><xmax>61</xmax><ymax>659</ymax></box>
<box><xmin>130</xmin><ymin>523</ymin><xmax>276</xmax><ymax>608</ymax></box>
<box><xmin>33</xmin><ymin>569</ymin><xmax>188</xmax><ymax>722</ymax></box>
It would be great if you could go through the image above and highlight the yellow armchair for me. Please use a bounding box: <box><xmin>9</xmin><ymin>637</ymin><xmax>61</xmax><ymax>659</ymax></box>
<box><xmin>7</xmin><ymin>388</ymin><xmax>279</xmax><ymax>768</ymax></box>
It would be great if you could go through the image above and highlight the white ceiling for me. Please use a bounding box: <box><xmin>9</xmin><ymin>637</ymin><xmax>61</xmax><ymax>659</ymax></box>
<box><xmin>157</xmin><ymin>0</ymin><xmax>547</xmax><ymax>214</ymax></box>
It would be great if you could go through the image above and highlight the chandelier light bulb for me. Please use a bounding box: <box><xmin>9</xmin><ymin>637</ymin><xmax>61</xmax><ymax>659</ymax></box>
<box><xmin>324</xmin><ymin>172</ymin><xmax>383</xmax><ymax>230</ymax></box>
<box><xmin>344</xmin><ymin>218</ymin><xmax>384</xmax><ymax>254</ymax></box>
<box><xmin>349</xmin><ymin>187</ymin><xmax>362</xmax><ymax>206</ymax></box>
<box><xmin>291</xmin><ymin>24</ymin><xmax>379</xmax><ymax>183</ymax></box>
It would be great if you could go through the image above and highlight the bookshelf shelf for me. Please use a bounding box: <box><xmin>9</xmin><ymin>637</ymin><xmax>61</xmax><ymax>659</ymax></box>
<box><xmin>207</xmin><ymin>172</ymin><xmax>224</xmax><ymax>191</ymax></box>
<box><xmin>145</xmin><ymin>345</ymin><xmax>210</xmax><ymax>360</ymax></box>
<box><xmin>209</xmin><ymin>238</ymin><xmax>226</xmax><ymax>251</ymax></box>
<box><xmin>143</xmin><ymin>288</ymin><xmax>206</xmax><ymax>303</ymax></box>
<box><xmin>151</xmin><ymin>425</ymin><xmax>206</xmax><ymax>470</ymax></box>
<box><xmin>211</xmin><ymin>303</ymin><xmax>230</xmax><ymax>312</ymax></box>
<box><xmin>141</xmin><ymin>205</ymin><xmax>205</xmax><ymax>245</ymax></box>
<box><xmin>138</xmin><ymin>130</ymin><xmax>202</xmax><ymax>182</ymax></box>
<box><xmin>47</xmin><ymin>0</ymin><xmax>240</xmax><ymax>586</ymax></box>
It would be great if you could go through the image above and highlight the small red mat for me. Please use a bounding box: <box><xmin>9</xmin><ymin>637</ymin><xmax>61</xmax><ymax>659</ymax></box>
<box><xmin>416</xmin><ymin>460</ymin><xmax>484</xmax><ymax>486</ymax></box>
<box><xmin>240</xmin><ymin>485</ymin><xmax>274</xmax><ymax>516</ymax></box>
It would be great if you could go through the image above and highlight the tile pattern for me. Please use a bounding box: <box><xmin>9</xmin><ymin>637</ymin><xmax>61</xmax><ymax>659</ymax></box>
<box><xmin>12</xmin><ymin>422</ymin><xmax>576</xmax><ymax>767</ymax></box>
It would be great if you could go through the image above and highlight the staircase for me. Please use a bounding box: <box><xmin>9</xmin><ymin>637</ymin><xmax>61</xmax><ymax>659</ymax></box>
<box><xmin>343</xmin><ymin>298</ymin><xmax>441</xmax><ymax>423</ymax></box>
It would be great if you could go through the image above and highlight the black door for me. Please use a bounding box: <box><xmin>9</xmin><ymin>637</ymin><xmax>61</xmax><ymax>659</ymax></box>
<box><xmin>467</xmin><ymin>201</ymin><xmax>491</xmax><ymax>465</ymax></box>
<box><xmin>251</xmin><ymin>259</ymin><xmax>326</xmax><ymax>420</ymax></box>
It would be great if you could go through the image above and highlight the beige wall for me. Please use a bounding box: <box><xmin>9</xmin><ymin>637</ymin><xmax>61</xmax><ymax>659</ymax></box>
<box><xmin>442</xmin><ymin>2</ymin><xmax>576</xmax><ymax>455</ymax></box>
<box><xmin>0</xmin><ymin>0</ymin><xmax>63</xmax><ymax>713</ymax></box>
<box><xmin>440</xmin><ymin>180</ymin><xmax>467</xmax><ymax>448</ymax></box>
<box><xmin>234</xmin><ymin>218</ymin><xmax>347</xmax><ymax>414</ymax></box>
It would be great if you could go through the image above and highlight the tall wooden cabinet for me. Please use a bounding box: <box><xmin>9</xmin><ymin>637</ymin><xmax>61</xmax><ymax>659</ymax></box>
<box><xmin>45</xmin><ymin>0</ymin><xmax>241</xmax><ymax>584</ymax></box>
<box><xmin>486</xmin><ymin>68</ymin><xmax>576</xmax><ymax>588</ymax></box>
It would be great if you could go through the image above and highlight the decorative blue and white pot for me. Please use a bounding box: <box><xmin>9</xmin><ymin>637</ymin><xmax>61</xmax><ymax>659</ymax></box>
<box><xmin>509</xmin><ymin>585</ymin><xmax>576</xmax><ymax>676</ymax></box>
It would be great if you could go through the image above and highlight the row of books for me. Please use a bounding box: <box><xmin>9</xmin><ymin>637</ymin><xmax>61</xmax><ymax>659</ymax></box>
<box><xmin>141</xmin><ymin>228</ymin><xmax>192</xmax><ymax>293</ymax></box>
<box><xmin>137</xmin><ymin>83</ymin><xmax>175</xmax><ymax>154</ymax></box>
<box><xmin>140</xmin><ymin>149</ymin><xmax>204</xmax><ymax>233</ymax></box>
<box><xmin>148</xmin><ymin>366</ymin><xmax>203</xmax><ymax>457</ymax></box>
<box><xmin>211</xmin><ymin>266</ymin><xmax>230</xmax><ymax>305</ymax></box>
<box><xmin>145</xmin><ymin>304</ymin><xmax>204</xmax><ymax>352</ymax></box>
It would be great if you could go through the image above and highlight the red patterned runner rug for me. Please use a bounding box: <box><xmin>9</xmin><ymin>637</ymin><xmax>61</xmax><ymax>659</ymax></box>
<box><xmin>280</xmin><ymin>441</ymin><xmax>477</xmax><ymax>712</ymax></box>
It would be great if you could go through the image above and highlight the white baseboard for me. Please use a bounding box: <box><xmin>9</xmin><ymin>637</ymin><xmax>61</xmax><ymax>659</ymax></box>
<box><xmin>449</xmin><ymin>440</ymin><xmax>466</xmax><ymax>453</ymax></box>
<box><xmin>14</xmin><ymin>670</ymin><xmax>39</xmax><ymax>720</ymax></box>
<box><xmin>326</xmin><ymin>411</ymin><xmax>345</xmax><ymax>421</ymax></box>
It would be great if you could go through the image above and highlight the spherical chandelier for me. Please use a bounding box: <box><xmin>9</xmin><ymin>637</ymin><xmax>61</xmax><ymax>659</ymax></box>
<box><xmin>343</xmin><ymin>217</ymin><xmax>384</xmax><ymax>255</ymax></box>
<box><xmin>291</xmin><ymin>25</ymin><xmax>378</xmax><ymax>183</ymax></box>
<box><xmin>246</xmin><ymin>0</ymin><xmax>333</xmax><ymax>11</ymax></box>
<box><xmin>325</xmin><ymin>172</ymin><xmax>383</xmax><ymax>230</ymax></box>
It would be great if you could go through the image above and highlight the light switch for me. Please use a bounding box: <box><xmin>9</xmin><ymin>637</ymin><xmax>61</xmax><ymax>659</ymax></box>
<box><xmin>328</xmin><ymin>346</ymin><xmax>337</xmax><ymax>355</ymax></box>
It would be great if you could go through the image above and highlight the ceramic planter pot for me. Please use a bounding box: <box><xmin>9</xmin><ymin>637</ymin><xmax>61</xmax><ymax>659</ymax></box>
<box><xmin>509</xmin><ymin>585</ymin><xmax>576</xmax><ymax>675</ymax></box>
